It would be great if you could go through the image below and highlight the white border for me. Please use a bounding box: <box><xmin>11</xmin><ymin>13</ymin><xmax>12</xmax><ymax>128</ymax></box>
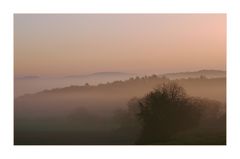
<box><xmin>1</xmin><ymin>0</ymin><xmax>240</xmax><ymax>159</ymax></box>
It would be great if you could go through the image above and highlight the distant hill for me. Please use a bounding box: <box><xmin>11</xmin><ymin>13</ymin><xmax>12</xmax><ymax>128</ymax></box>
<box><xmin>15</xmin><ymin>70</ymin><xmax>225</xmax><ymax>80</ymax></box>
<box><xmin>65</xmin><ymin>72</ymin><xmax>134</xmax><ymax>78</ymax></box>
<box><xmin>15</xmin><ymin>75</ymin><xmax>40</xmax><ymax>80</ymax></box>
<box><xmin>14</xmin><ymin>72</ymin><xmax>136</xmax><ymax>97</ymax></box>
<box><xmin>161</xmin><ymin>70</ymin><xmax>226</xmax><ymax>79</ymax></box>
<box><xmin>14</xmin><ymin>70</ymin><xmax>226</xmax><ymax>97</ymax></box>
<box><xmin>16</xmin><ymin>75</ymin><xmax>226</xmax><ymax>103</ymax></box>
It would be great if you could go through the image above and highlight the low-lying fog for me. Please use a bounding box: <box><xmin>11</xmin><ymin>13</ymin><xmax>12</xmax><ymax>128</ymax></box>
<box><xmin>14</xmin><ymin>73</ymin><xmax>135</xmax><ymax>97</ymax></box>
<box><xmin>14</xmin><ymin>74</ymin><xmax>226</xmax><ymax>145</ymax></box>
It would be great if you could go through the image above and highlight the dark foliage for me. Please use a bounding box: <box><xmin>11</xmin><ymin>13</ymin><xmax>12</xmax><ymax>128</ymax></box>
<box><xmin>133</xmin><ymin>82</ymin><xmax>203</xmax><ymax>144</ymax></box>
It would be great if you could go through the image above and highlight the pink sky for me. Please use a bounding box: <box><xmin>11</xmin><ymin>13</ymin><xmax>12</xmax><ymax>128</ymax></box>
<box><xmin>14</xmin><ymin>14</ymin><xmax>226</xmax><ymax>76</ymax></box>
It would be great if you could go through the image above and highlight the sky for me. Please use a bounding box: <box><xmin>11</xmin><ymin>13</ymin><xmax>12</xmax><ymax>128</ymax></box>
<box><xmin>14</xmin><ymin>14</ymin><xmax>226</xmax><ymax>76</ymax></box>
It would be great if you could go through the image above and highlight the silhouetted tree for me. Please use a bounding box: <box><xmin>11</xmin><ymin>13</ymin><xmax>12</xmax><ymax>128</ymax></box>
<box><xmin>135</xmin><ymin>82</ymin><xmax>202</xmax><ymax>144</ymax></box>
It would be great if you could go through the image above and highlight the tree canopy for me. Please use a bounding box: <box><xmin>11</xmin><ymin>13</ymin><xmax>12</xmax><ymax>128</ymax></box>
<box><xmin>131</xmin><ymin>82</ymin><xmax>203</xmax><ymax>144</ymax></box>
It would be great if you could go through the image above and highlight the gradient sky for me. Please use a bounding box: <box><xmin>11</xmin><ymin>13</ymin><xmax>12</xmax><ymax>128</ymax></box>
<box><xmin>14</xmin><ymin>14</ymin><xmax>226</xmax><ymax>76</ymax></box>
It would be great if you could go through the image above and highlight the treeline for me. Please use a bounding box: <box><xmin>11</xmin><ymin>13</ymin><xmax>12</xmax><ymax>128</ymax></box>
<box><xmin>34</xmin><ymin>75</ymin><xmax>226</xmax><ymax>104</ymax></box>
